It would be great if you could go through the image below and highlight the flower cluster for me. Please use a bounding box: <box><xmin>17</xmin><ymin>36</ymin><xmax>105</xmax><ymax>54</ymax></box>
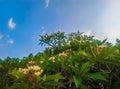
<box><xmin>59</xmin><ymin>52</ymin><xmax>67</xmax><ymax>57</ymax></box>
<box><xmin>28</xmin><ymin>61</ymin><xmax>35</xmax><ymax>65</ymax></box>
<box><xmin>58</xmin><ymin>49</ymin><xmax>71</xmax><ymax>57</ymax></box>
<box><xmin>49</xmin><ymin>56</ymin><xmax>55</xmax><ymax>62</ymax></box>
<box><xmin>18</xmin><ymin>65</ymin><xmax>43</xmax><ymax>76</ymax></box>
<box><xmin>99</xmin><ymin>44</ymin><xmax>107</xmax><ymax>51</ymax></box>
<box><xmin>39</xmin><ymin>60</ymin><xmax>44</xmax><ymax>64</ymax></box>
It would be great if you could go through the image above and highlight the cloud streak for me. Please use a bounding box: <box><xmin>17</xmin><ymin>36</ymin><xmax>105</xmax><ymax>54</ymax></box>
<box><xmin>45</xmin><ymin>0</ymin><xmax>50</xmax><ymax>8</ymax></box>
<box><xmin>0</xmin><ymin>34</ymin><xmax>3</xmax><ymax>40</ymax></box>
<box><xmin>8</xmin><ymin>18</ymin><xmax>16</xmax><ymax>29</ymax></box>
<box><xmin>8</xmin><ymin>39</ymin><xmax>14</xmax><ymax>44</ymax></box>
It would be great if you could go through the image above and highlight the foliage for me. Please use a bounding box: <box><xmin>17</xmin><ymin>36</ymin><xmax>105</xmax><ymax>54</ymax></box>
<box><xmin>0</xmin><ymin>67</ymin><xmax>15</xmax><ymax>89</ymax></box>
<box><xmin>39</xmin><ymin>31</ymin><xmax>66</xmax><ymax>49</ymax></box>
<box><xmin>0</xmin><ymin>31</ymin><xmax>120</xmax><ymax>89</ymax></box>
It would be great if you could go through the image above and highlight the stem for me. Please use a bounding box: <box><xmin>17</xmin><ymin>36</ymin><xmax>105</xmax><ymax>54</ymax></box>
<box><xmin>105</xmin><ymin>63</ymin><xmax>111</xmax><ymax>73</ymax></box>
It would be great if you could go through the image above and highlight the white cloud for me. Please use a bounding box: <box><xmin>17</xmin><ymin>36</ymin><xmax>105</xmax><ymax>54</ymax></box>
<box><xmin>95</xmin><ymin>0</ymin><xmax>120</xmax><ymax>44</ymax></box>
<box><xmin>45</xmin><ymin>0</ymin><xmax>50</xmax><ymax>8</ymax></box>
<box><xmin>82</xmin><ymin>30</ymin><xmax>92</xmax><ymax>36</ymax></box>
<box><xmin>8</xmin><ymin>39</ymin><xmax>14</xmax><ymax>44</ymax></box>
<box><xmin>0</xmin><ymin>34</ymin><xmax>3</xmax><ymax>40</ymax></box>
<box><xmin>8</xmin><ymin>18</ymin><xmax>16</xmax><ymax>29</ymax></box>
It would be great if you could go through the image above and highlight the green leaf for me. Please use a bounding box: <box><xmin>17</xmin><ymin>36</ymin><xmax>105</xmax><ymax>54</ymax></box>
<box><xmin>79</xmin><ymin>51</ymin><xmax>88</xmax><ymax>56</ymax></box>
<box><xmin>89</xmin><ymin>44</ymin><xmax>96</xmax><ymax>58</ymax></box>
<box><xmin>80</xmin><ymin>62</ymin><xmax>92</xmax><ymax>75</ymax></box>
<box><xmin>8</xmin><ymin>82</ymin><xmax>29</xmax><ymax>89</ymax></box>
<box><xmin>46</xmin><ymin>73</ymin><xmax>65</xmax><ymax>82</ymax></box>
<box><xmin>0</xmin><ymin>64</ymin><xmax>3</xmax><ymax>68</ymax></box>
<box><xmin>42</xmin><ymin>74</ymin><xmax>46</xmax><ymax>81</ymax></box>
<box><xmin>73</xmin><ymin>76</ymin><xmax>82</xmax><ymax>88</ymax></box>
<box><xmin>92</xmin><ymin>43</ymin><xmax>99</xmax><ymax>56</ymax></box>
<box><xmin>88</xmin><ymin>72</ymin><xmax>106</xmax><ymax>81</ymax></box>
<box><xmin>11</xmin><ymin>68</ymin><xmax>25</xmax><ymax>78</ymax></box>
<box><xmin>80</xmin><ymin>84</ymin><xmax>89</xmax><ymax>89</ymax></box>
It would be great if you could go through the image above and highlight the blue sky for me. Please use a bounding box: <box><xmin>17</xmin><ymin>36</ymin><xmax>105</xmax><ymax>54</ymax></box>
<box><xmin>0</xmin><ymin>0</ymin><xmax>120</xmax><ymax>59</ymax></box>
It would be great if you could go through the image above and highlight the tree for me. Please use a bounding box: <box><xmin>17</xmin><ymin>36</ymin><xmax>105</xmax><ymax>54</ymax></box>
<box><xmin>116</xmin><ymin>38</ymin><xmax>120</xmax><ymax>45</ymax></box>
<box><xmin>39</xmin><ymin>31</ymin><xmax>66</xmax><ymax>48</ymax></box>
<box><xmin>39</xmin><ymin>31</ymin><xmax>67</xmax><ymax>55</ymax></box>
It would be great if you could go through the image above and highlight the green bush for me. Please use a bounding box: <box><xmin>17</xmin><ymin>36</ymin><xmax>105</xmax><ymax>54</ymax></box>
<box><xmin>0</xmin><ymin>31</ymin><xmax>120</xmax><ymax>89</ymax></box>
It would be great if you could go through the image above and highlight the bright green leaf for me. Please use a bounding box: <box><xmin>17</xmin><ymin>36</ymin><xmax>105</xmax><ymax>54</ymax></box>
<box><xmin>80</xmin><ymin>62</ymin><xmax>91</xmax><ymax>75</ymax></box>
<box><xmin>73</xmin><ymin>76</ymin><xmax>82</xmax><ymax>88</ymax></box>
<box><xmin>88</xmin><ymin>72</ymin><xmax>106</xmax><ymax>81</ymax></box>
